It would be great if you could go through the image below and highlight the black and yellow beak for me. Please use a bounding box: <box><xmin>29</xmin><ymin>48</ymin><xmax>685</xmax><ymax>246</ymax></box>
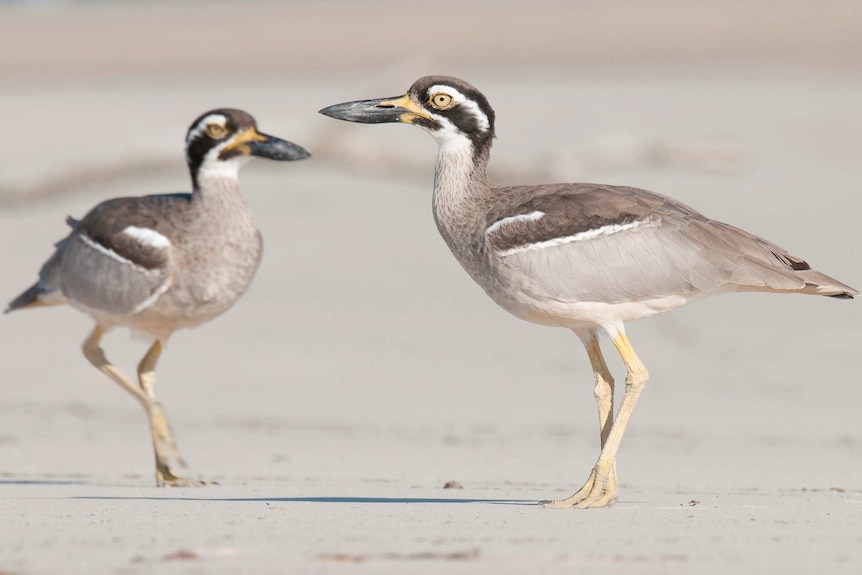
<box><xmin>319</xmin><ymin>94</ymin><xmax>431</xmax><ymax>124</ymax></box>
<box><xmin>220</xmin><ymin>127</ymin><xmax>311</xmax><ymax>161</ymax></box>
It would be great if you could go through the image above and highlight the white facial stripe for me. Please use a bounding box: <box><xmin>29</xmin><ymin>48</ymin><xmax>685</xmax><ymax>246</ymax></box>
<box><xmin>428</xmin><ymin>84</ymin><xmax>490</xmax><ymax>132</ymax></box>
<box><xmin>498</xmin><ymin>219</ymin><xmax>658</xmax><ymax>256</ymax></box>
<box><xmin>132</xmin><ymin>281</ymin><xmax>171</xmax><ymax>315</ymax></box>
<box><xmin>77</xmin><ymin>233</ymin><xmax>136</xmax><ymax>266</ymax></box>
<box><xmin>122</xmin><ymin>226</ymin><xmax>171</xmax><ymax>249</ymax></box>
<box><xmin>186</xmin><ymin>113</ymin><xmax>227</xmax><ymax>145</ymax></box>
<box><xmin>485</xmin><ymin>211</ymin><xmax>545</xmax><ymax>236</ymax></box>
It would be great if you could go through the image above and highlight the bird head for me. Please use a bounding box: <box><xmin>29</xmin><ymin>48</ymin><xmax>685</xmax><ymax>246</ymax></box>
<box><xmin>319</xmin><ymin>76</ymin><xmax>496</xmax><ymax>155</ymax></box>
<box><xmin>185</xmin><ymin>108</ymin><xmax>310</xmax><ymax>187</ymax></box>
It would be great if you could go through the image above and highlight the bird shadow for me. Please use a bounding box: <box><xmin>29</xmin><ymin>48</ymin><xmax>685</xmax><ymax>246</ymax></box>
<box><xmin>72</xmin><ymin>495</ymin><xmax>537</xmax><ymax>506</ymax></box>
<box><xmin>0</xmin><ymin>479</ymin><xmax>87</xmax><ymax>486</ymax></box>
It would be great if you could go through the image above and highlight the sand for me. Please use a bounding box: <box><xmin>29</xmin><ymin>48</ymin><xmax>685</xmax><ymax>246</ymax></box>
<box><xmin>1</xmin><ymin>1</ymin><xmax>860</xmax><ymax>573</ymax></box>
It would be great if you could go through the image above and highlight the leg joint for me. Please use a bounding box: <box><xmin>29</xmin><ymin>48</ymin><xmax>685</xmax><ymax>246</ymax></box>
<box><xmin>625</xmin><ymin>366</ymin><xmax>649</xmax><ymax>389</ymax></box>
<box><xmin>593</xmin><ymin>376</ymin><xmax>614</xmax><ymax>402</ymax></box>
<box><xmin>82</xmin><ymin>340</ymin><xmax>104</xmax><ymax>366</ymax></box>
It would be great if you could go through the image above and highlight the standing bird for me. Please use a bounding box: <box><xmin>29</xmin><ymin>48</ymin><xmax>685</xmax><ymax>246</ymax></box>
<box><xmin>319</xmin><ymin>76</ymin><xmax>857</xmax><ymax>508</ymax></box>
<box><xmin>6</xmin><ymin>109</ymin><xmax>310</xmax><ymax>486</ymax></box>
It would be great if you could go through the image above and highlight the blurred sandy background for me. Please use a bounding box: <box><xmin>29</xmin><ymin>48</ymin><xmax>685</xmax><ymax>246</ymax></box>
<box><xmin>1</xmin><ymin>1</ymin><xmax>861</xmax><ymax>573</ymax></box>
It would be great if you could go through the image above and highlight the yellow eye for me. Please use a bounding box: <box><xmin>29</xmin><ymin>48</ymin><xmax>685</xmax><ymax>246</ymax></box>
<box><xmin>429</xmin><ymin>92</ymin><xmax>454</xmax><ymax>110</ymax></box>
<box><xmin>205</xmin><ymin>123</ymin><xmax>227</xmax><ymax>139</ymax></box>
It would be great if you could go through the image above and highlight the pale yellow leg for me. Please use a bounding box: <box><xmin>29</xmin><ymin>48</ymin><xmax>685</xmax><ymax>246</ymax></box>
<box><xmin>582</xmin><ymin>329</ymin><xmax>619</xmax><ymax>500</ymax></box>
<box><xmin>136</xmin><ymin>339</ymin><xmax>198</xmax><ymax>485</ymax></box>
<box><xmin>82</xmin><ymin>325</ymin><xmax>202</xmax><ymax>487</ymax></box>
<box><xmin>545</xmin><ymin>325</ymin><xmax>648</xmax><ymax>509</ymax></box>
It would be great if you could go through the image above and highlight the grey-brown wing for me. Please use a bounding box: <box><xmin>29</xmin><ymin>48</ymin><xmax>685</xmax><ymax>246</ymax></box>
<box><xmin>487</xmin><ymin>184</ymin><xmax>846</xmax><ymax>303</ymax></box>
<box><xmin>55</xmin><ymin>232</ymin><xmax>170</xmax><ymax>315</ymax></box>
<box><xmin>485</xmin><ymin>183</ymin><xmax>704</xmax><ymax>254</ymax></box>
<box><xmin>49</xmin><ymin>196</ymin><xmax>183</xmax><ymax>315</ymax></box>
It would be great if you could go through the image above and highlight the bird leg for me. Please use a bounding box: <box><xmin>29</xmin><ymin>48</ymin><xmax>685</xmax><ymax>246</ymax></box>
<box><xmin>82</xmin><ymin>325</ymin><xmax>201</xmax><ymax>487</ymax></box>
<box><xmin>137</xmin><ymin>339</ymin><xmax>198</xmax><ymax>485</ymax></box>
<box><xmin>583</xmin><ymin>329</ymin><xmax>618</xmax><ymax>498</ymax></box>
<box><xmin>544</xmin><ymin>326</ymin><xmax>648</xmax><ymax>509</ymax></box>
<box><xmin>542</xmin><ymin>329</ymin><xmax>619</xmax><ymax>508</ymax></box>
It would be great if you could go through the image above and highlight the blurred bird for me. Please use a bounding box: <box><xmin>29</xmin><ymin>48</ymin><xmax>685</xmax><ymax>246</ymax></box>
<box><xmin>6</xmin><ymin>109</ymin><xmax>311</xmax><ymax>486</ymax></box>
<box><xmin>320</xmin><ymin>76</ymin><xmax>857</xmax><ymax>508</ymax></box>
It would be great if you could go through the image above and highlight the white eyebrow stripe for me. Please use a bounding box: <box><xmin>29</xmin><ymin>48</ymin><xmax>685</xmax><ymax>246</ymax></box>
<box><xmin>485</xmin><ymin>211</ymin><xmax>545</xmax><ymax>236</ymax></box>
<box><xmin>77</xmin><ymin>233</ymin><xmax>136</xmax><ymax>266</ymax></box>
<box><xmin>122</xmin><ymin>226</ymin><xmax>171</xmax><ymax>249</ymax></box>
<box><xmin>428</xmin><ymin>84</ymin><xmax>490</xmax><ymax>132</ymax></box>
<box><xmin>498</xmin><ymin>218</ymin><xmax>658</xmax><ymax>256</ymax></box>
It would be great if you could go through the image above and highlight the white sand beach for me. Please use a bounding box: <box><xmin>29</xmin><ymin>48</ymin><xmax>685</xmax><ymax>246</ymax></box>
<box><xmin>1</xmin><ymin>1</ymin><xmax>860</xmax><ymax>573</ymax></box>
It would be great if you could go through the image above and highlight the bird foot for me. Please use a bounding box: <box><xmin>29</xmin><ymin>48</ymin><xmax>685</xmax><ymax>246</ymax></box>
<box><xmin>156</xmin><ymin>476</ymin><xmax>208</xmax><ymax>488</ymax></box>
<box><xmin>541</xmin><ymin>466</ymin><xmax>619</xmax><ymax>509</ymax></box>
<box><xmin>155</xmin><ymin>464</ymin><xmax>209</xmax><ymax>487</ymax></box>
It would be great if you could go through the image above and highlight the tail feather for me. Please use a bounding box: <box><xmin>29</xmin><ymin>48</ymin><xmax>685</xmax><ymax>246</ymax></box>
<box><xmin>7</xmin><ymin>239</ymin><xmax>69</xmax><ymax>314</ymax></box>
<box><xmin>795</xmin><ymin>268</ymin><xmax>858</xmax><ymax>299</ymax></box>
<box><xmin>6</xmin><ymin>284</ymin><xmax>44</xmax><ymax>313</ymax></box>
<box><xmin>695</xmin><ymin>221</ymin><xmax>857</xmax><ymax>299</ymax></box>
<box><xmin>5</xmin><ymin>283</ymin><xmax>60</xmax><ymax>313</ymax></box>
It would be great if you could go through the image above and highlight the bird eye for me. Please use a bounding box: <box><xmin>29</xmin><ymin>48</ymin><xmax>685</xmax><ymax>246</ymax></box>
<box><xmin>205</xmin><ymin>123</ymin><xmax>227</xmax><ymax>139</ymax></box>
<box><xmin>429</xmin><ymin>93</ymin><xmax>454</xmax><ymax>110</ymax></box>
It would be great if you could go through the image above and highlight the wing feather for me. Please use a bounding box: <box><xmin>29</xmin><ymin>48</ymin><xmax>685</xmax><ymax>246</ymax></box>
<box><xmin>58</xmin><ymin>233</ymin><xmax>169</xmax><ymax>314</ymax></box>
<box><xmin>487</xmin><ymin>183</ymin><xmax>855</xmax><ymax>303</ymax></box>
<box><xmin>50</xmin><ymin>194</ymin><xmax>189</xmax><ymax>314</ymax></box>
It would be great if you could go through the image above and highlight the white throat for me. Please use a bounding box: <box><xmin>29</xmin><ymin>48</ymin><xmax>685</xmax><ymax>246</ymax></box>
<box><xmin>194</xmin><ymin>143</ymin><xmax>251</xmax><ymax>191</ymax></box>
<box><xmin>433</xmin><ymin>133</ymin><xmax>476</xmax><ymax>195</ymax></box>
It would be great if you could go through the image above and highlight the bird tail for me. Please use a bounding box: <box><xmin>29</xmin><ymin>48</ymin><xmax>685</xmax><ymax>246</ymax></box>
<box><xmin>6</xmin><ymin>231</ymin><xmax>73</xmax><ymax>314</ymax></box>
<box><xmin>686</xmin><ymin>220</ymin><xmax>858</xmax><ymax>300</ymax></box>
<box><xmin>5</xmin><ymin>283</ymin><xmax>56</xmax><ymax>313</ymax></box>
<box><xmin>768</xmin><ymin>250</ymin><xmax>857</xmax><ymax>299</ymax></box>
<box><xmin>795</xmin><ymin>269</ymin><xmax>858</xmax><ymax>299</ymax></box>
<box><xmin>6</xmin><ymin>256</ymin><xmax>67</xmax><ymax>313</ymax></box>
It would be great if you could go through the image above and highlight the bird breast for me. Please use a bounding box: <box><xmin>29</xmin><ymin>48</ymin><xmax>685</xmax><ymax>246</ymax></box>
<box><xmin>169</xmin><ymin>221</ymin><xmax>262</xmax><ymax>322</ymax></box>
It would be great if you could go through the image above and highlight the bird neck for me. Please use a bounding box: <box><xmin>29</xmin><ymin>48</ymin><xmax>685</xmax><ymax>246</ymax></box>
<box><xmin>432</xmin><ymin>135</ymin><xmax>492</xmax><ymax>253</ymax></box>
<box><xmin>190</xmin><ymin>161</ymin><xmax>254</xmax><ymax>221</ymax></box>
<box><xmin>186</xmin><ymin>170</ymin><xmax>258</xmax><ymax>257</ymax></box>
<box><xmin>190</xmin><ymin>157</ymin><xmax>247</xmax><ymax>199</ymax></box>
